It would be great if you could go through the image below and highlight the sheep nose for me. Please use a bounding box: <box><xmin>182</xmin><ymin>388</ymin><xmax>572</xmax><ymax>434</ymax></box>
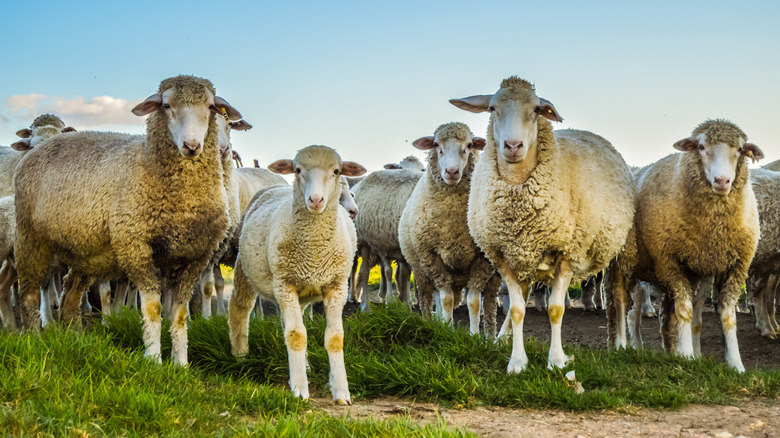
<box><xmin>348</xmin><ymin>208</ymin><xmax>357</xmax><ymax>219</ymax></box>
<box><xmin>445</xmin><ymin>167</ymin><xmax>460</xmax><ymax>179</ymax></box>
<box><xmin>714</xmin><ymin>176</ymin><xmax>730</xmax><ymax>186</ymax></box>
<box><xmin>504</xmin><ymin>140</ymin><xmax>523</xmax><ymax>153</ymax></box>
<box><xmin>183</xmin><ymin>141</ymin><xmax>201</xmax><ymax>151</ymax></box>
<box><xmin>308</xmin><ymin>196</ymin><xmax>324</xmax><ymax>208</ymax></box>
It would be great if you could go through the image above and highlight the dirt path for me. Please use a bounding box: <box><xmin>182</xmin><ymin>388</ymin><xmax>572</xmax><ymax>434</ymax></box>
<box><xmin>316</xmin><ymin>397</ymin><xmax>779</xmax><ymax>437</ymax></box>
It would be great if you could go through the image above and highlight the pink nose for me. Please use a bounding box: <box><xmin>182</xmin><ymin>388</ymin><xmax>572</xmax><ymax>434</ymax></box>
<box><xmin>309</xmin><ymin>196</ymin><xmax>324</xmax><ymax>209</ymax></box>
<box><xmin>504</xmin><ymin>140</ymin><xmax>523</xmax><ymax>154</ymax></box>
<box><xmin>183</xmin><ymin>141</ymin><xmax>201</xmax><ymax>154</ymax></box>
<box><xmin>714</xmin><ymin>176</ymin><xmax>731</xmax><ymax>188</ymax></box>
<box><xmin>445</xmin><ymin>167</ymin><xmax>460</xmax><ymax>180</ymax></box>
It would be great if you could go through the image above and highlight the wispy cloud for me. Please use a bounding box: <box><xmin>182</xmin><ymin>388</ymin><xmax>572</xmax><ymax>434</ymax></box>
<box><xmin>2</xmin><ymin>94</ymin><xmax>144</xmax><ymax>129</ymax></box>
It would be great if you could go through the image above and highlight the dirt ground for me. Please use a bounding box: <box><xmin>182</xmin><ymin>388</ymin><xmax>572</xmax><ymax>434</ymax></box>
<box><xmin>315</xmin><ymin>397</ymin><xmax>780</xmax><ymax>438</ymax></box>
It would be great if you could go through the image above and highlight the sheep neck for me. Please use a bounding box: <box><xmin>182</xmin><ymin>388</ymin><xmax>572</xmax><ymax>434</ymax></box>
<box><xmin>291</xmin><ymin>187</ymin><xmax>339</xmax><ymax>235</ymax></box>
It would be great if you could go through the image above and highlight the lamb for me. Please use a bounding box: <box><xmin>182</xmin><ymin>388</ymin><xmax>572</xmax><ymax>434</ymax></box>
<box><xmin>745</xmin><ymin>168</ymin><xmax>780</xmax><ymax>337</ymax></box>
<box><xmin>398</xmin><ymin>122</ymin><xmax>501</xmax><ymax>337</ymax></box>
<box><xmin>351</xmin><ymin>167</ymin><xmax>423</xmax><ymax>311</ymax></box>
<box><xmin>228</xmin><ymin>145</ymin><xmax>366</xmax><ymax>403</ymax></box>
<box><xmin>0</xmin><ymin>114</ymin><xmax>75</xmax><ymax>197</ymax></box>
<box><xmin>14</xmin><ymin>75</ymin><xmax>240</xmax><ymax>367</ymax></box>
<box><xmin>607</xmin><ymin>119</ymin><xmax>763</xmax><ymax>371</ymax></box>
<box><xmin>450</xmin><ymin>76</ymin><xmax>635</xmax><ymax>372</ymax></box>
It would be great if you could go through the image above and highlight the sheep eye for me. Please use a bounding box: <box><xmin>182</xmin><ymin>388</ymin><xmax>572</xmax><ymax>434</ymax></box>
<box><xmin>295</xmin><ymin>168</ymin><xmax>301</xmax><ymax>174</ymax></box>
<box><xmin>698</xmin><ymin>144</ymin><xmax>705</xmax><ymax>151</ymax></box>
<box><xmin>163</xmin><ymin>104</ymin><xmax>171</xmax><ymax>109</ymax></box>
<box><xmin>334</xmin><ymin>169</ymin><xmax>340</xmax><ymax>175</ymax></box>
<box><xmin>488</xmin><ymin>106</ymin><xmax>495</xmax><ymax>112</ymax></box>
<box><xmin>534</xmin><ymin>106</ymin><xmax>541</xmax><ymax>113</ymax></box>
<box><xmin>467</xmin><ymin>143</ymin><xmax>472</xmax><ymax>149</ymax></box>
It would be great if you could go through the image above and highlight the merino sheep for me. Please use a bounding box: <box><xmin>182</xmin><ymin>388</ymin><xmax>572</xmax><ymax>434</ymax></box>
<box><xmin>745</xmin><ymin>168</ymin><xmax>780</xmax><ymax>337</ymax></box>
<box><xmin>450</xmin><ymin>76</ymin><xmax>635</xmax><ymax>372</ymax></box>
<box><xmin>398</xmin><ymin>122</ymin><xmax>501</xmax><ymax>337</ymax></box>
<box><xmin>14</xmin><ymin>75</ymin><xmax>241</xmax><ymax>366</ymax></box>
<box><xmin>351</xmin><ymin>168</ymin><xmax>423</xmax><ymax>311</ymax></box>
<box><xmin>228</xmin><ymin>145</ymin><xmax>366</xmax><ymax>403</ymax></box>
<box><xmin>607</xmin><ymin>119</ymin><xmax>763</xmax><ymax>371</ymax></box>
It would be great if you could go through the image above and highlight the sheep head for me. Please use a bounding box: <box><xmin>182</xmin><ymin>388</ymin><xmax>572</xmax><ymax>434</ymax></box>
<box><xmin>674</xmin><ymin>119</ymin><xmax>764</xmax><ymax>196</ymax></box>
<box><xmin>131</xmin><ymin>75</ymin><xmax>243</xmax><ymax>159</ymax></box>
<box><xmin>450</xmin><ymin>76</ymin><xmax>562</xmax><ymax>164</ymax></box>
<box><xmin>338</xmin><ymin>176</ymin><xmax>358</xmax><ymax>219</ymax></box>
<box><xmin>12</xmin><ymin>114</ymin><xmax>75</xmax><ymax>150</ymax></box>
<box><xmin>413</xmin><ymin>122</ymin><xmax>484</xmax><ymax>185</ymax></box>
<box><xmin>268</xmin><ymin>145</ymin><xmax>366</xmax><ymax>214</ymax></box>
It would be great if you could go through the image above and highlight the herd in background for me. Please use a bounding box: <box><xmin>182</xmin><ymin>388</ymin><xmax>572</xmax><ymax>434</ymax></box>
<box><xmin>0</xmin><ymin>75</ymin><xmax>778</xmax><ymax>404</ymax></box>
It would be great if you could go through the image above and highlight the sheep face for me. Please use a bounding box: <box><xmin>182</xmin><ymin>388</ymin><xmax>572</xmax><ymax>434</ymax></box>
<box><xmin>268</xmin><ymin>145</ymin><xmax>366</xmax><ymax>214</ymax></box>
<box><xmin>338</xmin><ymin>177</ymin><xmax>358</xmax><ymax>219</ymax></box>
<box><xmin>13</xmin><ymin>114</ymin><xmax>74</xmax><ymax>150</ymax></box>
<box><xmin>449</xmin><ymin>77</ymin><xmax>562</xmax><ymax>165</ymax></box>
<box><xmin>674</xmin><ymin>120</ymin><xmax>764</xmax><ymax>195</ymax></box>
<box><xmin>215</xmin><ymin>116</ymin><xmax>252</xmax><ymax>161</ymax></box>
<box><xmin>413</xmin><ymin>123</ymin><xmax>485</xmax><ymax>185</ymax></box>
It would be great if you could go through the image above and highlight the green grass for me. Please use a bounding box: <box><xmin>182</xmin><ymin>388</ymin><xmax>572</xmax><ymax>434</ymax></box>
<box><xmin>97</xmin><ymin>304</ymin><xmax>780</xmax><ymax>413</ymax></box>
<box><xmin>0</xmin><ymin>324</ymin><xmax>470</xmax><ymax>437</ymax></box>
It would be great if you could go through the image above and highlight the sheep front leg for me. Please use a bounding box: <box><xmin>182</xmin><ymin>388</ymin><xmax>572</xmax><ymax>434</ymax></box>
<box><xmin>548</xmin><ymin>261</ymin><xmax>574</xmax><ymax>369</ymax></box>
<box><xmin>213</xmin><ymin>264</ymin><xmax>226</xmax><ymax>315</ymax></box>
<box><xmin>276</xmin><ymin>283</ymin><xmax>309</xmax><ymax>399</ymax></box>
<box><xmin>467</xmin><ymin>289</ymin><xmax>481</xmax><ymax>335</ymax></box>
<box><xmin>506</xmin><ymin>278</ymin><xmax>530</xmax><ymax>373</ymax></box>
<box><xmin>98</xmin><ymin>280</ymin><xmax>112</xmax><ymax>326</ymax></box>
<box><xmin>438</xmin><ymin>286</ymin><xmax>455</xmax><ymax>324</ymax></box>
<box><xmin>138</xmin><ymin>286</ymin><xmax>163</xmax><ymax>363</ymax></box>
<box><xmin>355</xmin><ymin>248</ymin><xmax>372</xmax><ymax>312</ymax></box>
<box><xmin>0</xmin><ymin>263</ymin><xmax>18</xmax><ymax>330</ymax></box>
<box><xmin>627</xmin><ymin>283</ymin><xmax>644</xmax><ymax>349</ymax></box>
<box><xmin>691</xmin><ymin>277</ymin><xmax>711</xmax><ymax>358</ymax></box>
<box><xmin>396</xmin><ymin>261</ymin><xmax>412</xmax><ymax>307</ymax></box>
<box><xmin>716</xmin><ymin>275</ymin><xmax>745</xmax><ymax>372</ymax></box>
<box><xmin>380</xmin><ymin>258</ymin><xmax>394</xmax><ymax>304</ymax></box>
<box><xmin>168</xmin><ymin>262</ymin><xmax>207</xmax><ymax>366</ymax></box>
<box><xmin>228</xmin><ymin>260</ymin><xmax>256</xmax><ymax>357</ymax></box>
<box><xmin>323</xmin><ymin>285</ymin><xmax>350</xmax><ymax>405</ymax></box>
<box><xmin>198</xmin><ymin>266</ymin><xmax>214</xmax><ymax>319</ymax></box>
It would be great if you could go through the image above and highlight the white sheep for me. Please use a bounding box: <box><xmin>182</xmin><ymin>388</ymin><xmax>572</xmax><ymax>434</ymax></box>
<box><xmin>398</xmin><ymin>122</ymin><xmax>501</xmax><ymax>337</ymax></box>
<box><xmin>228</xmin><ymin>145</ymin><xmax>365</xmax><ymax>404</ymax></box>
<box><xmin>451</xmin><ymin>76</ymin><xmax>635</xmax><ymax>372</ymax></box>
<box><xmin>14</xmin><ymin>75</ymin><xmax>241</xmax><ymax>367</ymax></box>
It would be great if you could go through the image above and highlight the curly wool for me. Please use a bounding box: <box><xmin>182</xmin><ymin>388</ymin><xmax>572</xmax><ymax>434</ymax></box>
<box><xmin>468</xmin><ymin>113</ymin><xmax>635</xmax><ymax>283</ymax></box>
<box><xmin>30</xmin><ymin>114</ymin><xmax>65</xmax><ymax>129</ymax></box>
<box><xmin>747</xmin><ymin>168</ymin><xmax>780</xmax><ymax>278</ymax></box>
<box><xmin>692</xmin><ymin>119</ymin><xmax>748</xmax><ymax>147</ymax></box>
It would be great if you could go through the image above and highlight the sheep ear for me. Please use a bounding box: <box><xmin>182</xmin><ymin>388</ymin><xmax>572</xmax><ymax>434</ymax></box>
<box><xmin>231</xmin><ymin>150</ymin><xmax>243</xmax><ymax>167</ymax></box>
<box><xmin>11</xmin><ymin>138</ymin><xmax>32</xmax><ymax>151</ymax></box>
<box><xmin>268</xmin><ymin>159</ymin><xmax>295</xmax><ymax>174</ymax></box>
<box><xmin>673</xmin><ymin>137</ymin><xmax>699</xmax><ymax>152</ymax></box>
<box><xmin>538</xmin><ymin>98</ymin><xmax>563</xmax><ymax>122</ymax></box>
<box><xmin>342</xmin><ymin>161</ymin><xmax>367</xmax><ymax>177</ymax></box>
<box><xmin>16</xmin><ymin>128</ymin><xmax>32</xmax><ymax>138</ymax></box>
<box><xmin>449</xmin><ymin>95</ymin><xmax>493</xmax><ymax>113</ymax></box>
<box><xmin>62</xmin><ymin>126</ymin><xmax>77</xmax><ymax>133</ymax></box>
<box><xmin>214</xmin><ymin>96</ymin><xmax>243</xmax><ymax>121</ymax></box>
<box><xmin>384</xmin><ymin>163</ymin><xmax>400</xmax><ymax>169</ymax></box>
<box><xmin>472</xmin><ymin>137</ymin><xmax>487</xmax><ymax>151</ymax></box>
<box><xmin>132</xmin><ymin>94</ymin><xmax>162</xmax><ymax>116</ymax></box>
<box><xmin>742</xmin><ymin>143</ymin><xmax>764</xmax><ymax>163</ymax></box>
<box><xmin>229</xmin><ymin>120</ymin><xmax>252</xmax><ymax>131</ymax></box>
<box><xmin>253</xmin><ymin>159</ymin><xmax>260</xmax><ymax>168</ymax></box>
<box><xmin>412</xmin><ymin>136</ymin><xmax>436</xmax><ymax>150</ymax></box>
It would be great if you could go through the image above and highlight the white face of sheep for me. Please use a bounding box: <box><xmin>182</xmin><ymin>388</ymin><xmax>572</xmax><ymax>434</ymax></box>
<box><xmin>412</xmin><ymin>133</ymin><xmax>486</xmax><ymax>185</ymax></box>
<box><xmin>338</xmin><ymin>177</ymin><xmax>359</xmax><ymax>219</ymax></box>
<box><xmin>268</xmin><ymin>154</ymin><xmax>367</xmax><ymax>214</ymax></box>
<box><xmin>12</xmin><ymin>124</ymin><xmax>76</xmax><ymax>151</ymax></box>
<box><xmin>215</xmin><ymin>116</ymin><xmax>252</xmax><ymax>162</ymax></box>
<box><xmin>131</xmin><ymin>88</ymin><xmax>243</xmax><ymax>159</ymax></box>
<box><xmin>673</xmin><ymin>135</ymin><xmax>764</xmax><ymax>195</ymax></box>
<box><xmin>449</xmin><ymin>91</ymin><xmax>563</xmax><ymax>163</ymax></box>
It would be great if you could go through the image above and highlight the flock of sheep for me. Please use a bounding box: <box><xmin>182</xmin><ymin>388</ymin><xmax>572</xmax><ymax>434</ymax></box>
<box><xmin>0</xmin><ymin>75</ymin><xmax>778</xmax><ymax>405</ymax></box>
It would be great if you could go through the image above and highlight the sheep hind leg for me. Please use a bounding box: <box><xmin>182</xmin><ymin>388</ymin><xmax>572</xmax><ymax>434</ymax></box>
<box><xmin>198</xmin><ymin>266</ymin><xmax>214</xmax><ymax>319</ymax></box>
<box><xmin>355</xmin><ymin>249</ymin><xmax>373</xmax><ymax>312</ymax></box>
<box><xmin>0</xmin><ymin>263</ymin><xmax>18</xmax><ymax>330</ymax></box>
<box><xmin>691</xmin><ymin>277</ymin><xmax>712</xmax><ymax>358</ymax></box>
<box><xmin>380</xmin><ymin>259</ymin><xmax>394</xmax><ymax>305</ymax></box>
<box><xmin>581</xmin><ymin>276</ymin><xmax>597</xmax><ymax>312</ymax></box>
<box><xmin>228</xmin><ymin>260</ymin><xmax>257</xmax><ymax>357</ymax></box>
<box><xmin>659</xmin><ymin>293</ymin><xmax>678</xmax><ymax>352</ymax></box>
<box><xmin>113</xmin><ymin>280</ymin><xmax>129</xmax><ymax>313</ymax></box>
<box><xmin>548</xmin><ymin>261</ymin><xmax>574</xmax><ymax>369</ymax></box>
<box><xmin>213</xmin><ymin>264</ymin><xmax>226</xmax><ymax>316</ymax></box>
<box><xmin>594</xmin><ymin>271</ymin><xmax>605</xmax><ymax>310</ymax></box>
<box><xmin>626</xmin><ymin>282</ymin><xmax>644</xmax><ymax>349</ymax></box>
<box><xmin>97</xmin><ymin>280</ymin><xmax>112</xmax><ymax>327</ymax></box>
<box><xmin>765</xmin><ymin>274</ymin><xmax>779</xmax><ymax>336</ymax></box>
<box><xmin>396</xmin><ymin>261</ymin><xmax>412</xmax><ymax>307</ymax></box>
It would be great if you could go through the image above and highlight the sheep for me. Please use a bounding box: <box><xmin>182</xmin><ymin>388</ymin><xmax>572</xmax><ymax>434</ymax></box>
<box><xmin>351</xmin><ymin>167</ymin><xmax>423</xmax><ymax>311</ymax></box>
<box><xmin>0</xmin><ymin>197</ymin><xmax>17</xmax><ymax>328</ymax></box>
<box><xmin>580</xmin><ymin>271</ymin><xmax>605</xmax><ymax>311</ymax></box>
<box><xmin>383</xmin><ymin>155</ymin><xmax>425</xmax><ymax>171</ymax></box>
<box><xmin>763</xmin><ymin>159</ymin><xmax>780</xmax><ymax>172</ymax></box>
<box><xmin>607</xmin><ymin>119</ymin><xmax>763</xmax><ymax>371</ymax></box>
<box><xmin>235</xmin><ymin>167</ymin><xmax>288</xmax><ymax>213</ymax></box>
<box><xmin>398</xmin><ymin>122</ymin><xmax>501</xmax><ymax>337</ymax></box>
<box><xmin>450</xmin><ymin>76</ymin><xmax>635</xmax><ymax>372</ymax></box>
<box><xmin>745</xmin><ymin>168</ymin><xmax>780</xmax><ymax>337</ymax></box>
<box><xmin>228</xmin><ymin>145</ymin><xmax>366</xmax><ymax>403</ymax></box>
<box><xmin>14</xmin><ymin>75</ymin><xmax>241</xmax><ymax>366</ymax></box>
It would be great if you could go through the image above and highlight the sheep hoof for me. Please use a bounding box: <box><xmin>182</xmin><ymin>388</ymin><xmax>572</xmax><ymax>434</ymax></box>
<box><xmin>547</xmin><ymin>354</ymin><xmax>574</xmax><ymax>370</ymax></box>
<box><xmin>334</xmin><ymin>398</ymin><xmax>352</xmax><ymax>406</ymax></box>
<box><xmin>507</xmin><ymin>357</ymin><xmax>528</xmax><ymax>374</ymax></box>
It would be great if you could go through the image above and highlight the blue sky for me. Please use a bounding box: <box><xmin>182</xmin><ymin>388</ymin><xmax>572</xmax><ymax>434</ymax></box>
<box><xmin>1</xmin><ymin>1</ymin><xmax>778</xmax><ymax>170</ymax></box>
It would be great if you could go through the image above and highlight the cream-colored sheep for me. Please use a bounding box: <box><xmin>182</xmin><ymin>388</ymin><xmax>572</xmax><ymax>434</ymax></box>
<box><xmin>451</xmin><ymin>76</ymin><xmax>635</xmax><ymax>372</ymax></box>
<box><xmin>398</xmin><ymin>122</ymin><xmax>501</xmax><ymax>337</ymax></box>
<box><xmin>14</xmin><ymin>75</ymin><xmax>241</xmax><ymax>367</ymax></box>
<box><xmin>608</xmin><ymin>119</ymin><xmax>763</xmax><ymax>371</ymax></box>
<box><xmin>383</xmin><ymin>155</ymin><xmax>425</xmax><ymax>171</ymax></box>
<box><xmin>228</xmin><ymin>145</ymin><xmax>365</xmax><ymax>404</ymax></box>
<box><xmin>0</xmin><ymin>197</ymin><xmax>16</xmax><ymax>328</ymax></box>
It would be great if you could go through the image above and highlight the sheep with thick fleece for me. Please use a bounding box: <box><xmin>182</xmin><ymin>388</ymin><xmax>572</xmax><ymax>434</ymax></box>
<box><xmin>608</xmin><ymin>119</ymin><xmax>763</xmax><ymax>371</ymax></box>
<box><xmin>228</xmin><ymin>145</ymin><xmax>365</xmax><ymax>403</ymax></box>
<box><xmin>0</xmin><ymin>197</ymin><xmax>16</xmax><ymax>328</ymax></box>
<box><xmin>383</xmin><ymin>155</ymin><xmax>425</xmax><ymax>171</ymax></box>
<box><xmin>399</xmin><ymin>122</ymin><xmax>501</xmax><ymax>337</ymax></box>
<box><xmin>14</xmin><ymin>75</ymin><xmax>241</xmax><ymax>366</ymax></box>
<box><xmin>451</xmin><ymin>76</ymin><xmax>635</xmax><ymax>372</ymax></box>
<box><xmin>745</xmin><ymin>168</ymin><xmax>780</xmax><ymax>337</ymax></box>
<box><xmin>351</xmin><ymin>168</ymin><xmax>422</xmax><ymax>311</ymax></box>
<box><xmin>0</xmin><ymin>114</ymin><xmax>74</xmax><ymax>197</ymax></box>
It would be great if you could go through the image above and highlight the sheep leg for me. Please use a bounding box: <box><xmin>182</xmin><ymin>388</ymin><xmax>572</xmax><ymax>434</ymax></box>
<box><xmin>59</xmin><ymin>271</ymin><xmax>94</xmax><ymax>326</ymax></box>
<box><xmin>714</xmin><ymin>274</ymin><xmax>746</xmax><ymax>372</ymax></box>
<box><xmin>355</xmin><ymin>248</ymin><xmax>372</xmax><ymax>312</ymax></box>
<box><xmin>229</xmin><ymin>260</ymin><xmax>256</xmax><ymax>357</ymax></box>
<box><xmin>323</xmin><ymin>284</ymin><xmax>350</xmax><ymax>405</ymax></box>
<box><xmin>199</xmin><ymin>266</ymin><xmax>214</xmax><ymax>319</ymax></box>
<box><xmin>627</xmin><ymin>282</ymin><xmax>643</xmax><ymax>349</ymax></box>
<box><xmin>659</xmin><ymin>293</ymin><xmax>677</xmax><ymax>352</ymax></box>
<box><xmin>98</xmin><ymin>280</ymin><xmax>112</xmax><ymax>326</ymax></box>
<box><xmin>213</xmin><ymin>264</ymin><xmax>226</xmax><ymax>316</ymax></box>
<box><xmin>0</xmin><ymin>263</ymin><xmax>18</xmax><ymax>330</ymax></box>
<box><xmin>766</xmin><ymin>274</ymin><xmax>779</xmax><ymax>335</ymax></box>
<box><xmin>438</xmin><ymin>287</ymin><xmax>455</xmax><ymax>324</ymax></box>
<box><xmin>113</xmin><ymin>280</ymin><xmax>129</xmax><ymax>312</ymax></box>
<box><xmin>40</xmin><ymin>276</ymin><xmax>59</xmax><ymax>327</ymax></box>
<box><xmin>167</xmin><ymin>263</ymin><xmax>207</xmax><ymax>366</ymax></box>
<box><xmin>16</xmin><ymin>239</ymin><xmax>52</xmax><ymax>329</ymax></box>
<box><xmin>162</xmin><ymin>287</ymin><xmax>172</xmax><ymax>320</ymax></box>
<box><xmin>348</xmin><ymin>255</ymin><xmax>358</xmax><ymax>302</ymax></box>
<box><xmin>502</xmin><ymin>271</ymin><xmax>530</xmax><ymax>373</ymax></box>
<box><xmin>380</xmin><ymin>258</ymin><xmax>394</xmax><ymax>304</ymax></box>
<box><xmin>481</xmin><ymin>274</ymin><xmax>501</xmax><ymax>339</ymax></box>
<box><xmin>128</xmin><ymin>286</ymin><xmax>139</xmax><ymax>310</ymax></box>
<box><xmin>691</xmin><ymin>277</ymin><xmax>711</xmax><ymax>358</ymax></box>
<box><xmin>276</xmin><ymin>284</ymin><xmax>309</xmax><ymax>399</ymax></box>
<box><xmin>674</xmin><ymin>295</ymin><xmax>695</xmax><ymax>359</ymax></box>
<box><xmin>467</xmin><ymin>289</ymin><xmax>482</xmax><ymax>335</ymax></box>
<box><xmin>416</xmin><ymin>274</ymin><xmax>434</xmax><ymax>318</ymax></box>
<box><xmin>396</xmin><ymin>261</ymin><xmax>412</xmax><ymax>307</ymax></box>
<box><xmin>548</xmin><ymin>261</ymin><xmax>574</xmax><ymax>369</ymax></box>
<box><xmin>251</xmin><ymin>296</ymin><xmax>264</xmax><ymax>320</ymax></box>
<box><xmin>594</xmin><ymin>271</ymin><xmax>605</xmax><ymax>310</ymax></box>
<box><xmin>564</xmin><ymin>289</ymin><xmax>573</xmax><ymax>310</ymax></box>
<box><xmin>581</xmin><ymin>276</ymin><xmax>597</xmax><ymax>311</ymax></box>
<box><xmin>533</xmin><ymin>283</ymin><xmax>547</xmax><ymax>312</ymax></box>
